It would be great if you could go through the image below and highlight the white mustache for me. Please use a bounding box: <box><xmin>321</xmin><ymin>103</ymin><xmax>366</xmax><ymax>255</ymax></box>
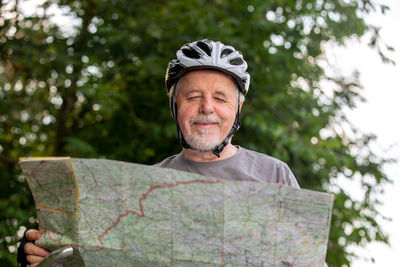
<box><xmin>189</xmin><ymin>115</ymin><xmax>221</xmax><ymax>125</ymax></box>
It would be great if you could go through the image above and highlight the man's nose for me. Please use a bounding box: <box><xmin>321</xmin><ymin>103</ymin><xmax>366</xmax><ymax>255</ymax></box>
<box><xmin>199</xmin><ymin>97</ymin><xmax>214</xmax><ymax>114</ymax></box>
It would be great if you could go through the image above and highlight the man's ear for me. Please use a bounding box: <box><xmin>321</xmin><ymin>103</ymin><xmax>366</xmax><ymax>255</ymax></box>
<box><xmin>239</xmin><ymin>100</ymin><xmax>244</xmax><ymax>112</ymax></box>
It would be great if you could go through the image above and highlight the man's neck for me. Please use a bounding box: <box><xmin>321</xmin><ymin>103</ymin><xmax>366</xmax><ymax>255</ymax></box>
<box><xmin>181</xmin><ymin>144</ymin><xmax>238</xmax><ymax>162</ymax></box>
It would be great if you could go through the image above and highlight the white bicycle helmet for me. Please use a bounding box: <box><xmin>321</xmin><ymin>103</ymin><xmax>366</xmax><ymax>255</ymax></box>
<box><xmin>165</xmin><ymin>39</ymin><xmax>250</xmax><ymax>95</ymax></box>
<box><xmin>165</xmin><ymin>39</ymin><xmax>251</xmax><ymax>157</ymax></box>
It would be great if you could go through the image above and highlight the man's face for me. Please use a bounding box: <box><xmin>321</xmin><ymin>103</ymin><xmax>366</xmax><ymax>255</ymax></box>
<box><xmin>174</xmin><ymin>70</ymin><xmax>241</xmax><ymax>152</ymax></box>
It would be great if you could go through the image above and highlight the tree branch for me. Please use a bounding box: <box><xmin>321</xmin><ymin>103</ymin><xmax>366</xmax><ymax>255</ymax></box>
<box><xmin>0</xmin><ymin>154</ymin><xmax>18</xmax><ymax>165</ymax></box>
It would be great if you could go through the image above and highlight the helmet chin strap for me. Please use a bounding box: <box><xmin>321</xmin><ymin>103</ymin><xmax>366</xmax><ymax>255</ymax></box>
<box><xmin>171</xmin><ymin>89</ymin><xmax>241</xmax><ymax>158</ymax></box>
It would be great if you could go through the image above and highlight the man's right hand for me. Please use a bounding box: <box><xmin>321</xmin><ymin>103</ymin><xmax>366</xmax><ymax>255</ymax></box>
<box><xmin>22</xmin><ymin>230</ymin><xmax>50</xmax><ymax>267</ymax></box>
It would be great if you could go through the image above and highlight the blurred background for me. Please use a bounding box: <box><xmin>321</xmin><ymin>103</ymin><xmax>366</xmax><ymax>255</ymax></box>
<box><xmin>327</xmin><ymin>0</ymin><xmax>399</xmax><ymax>266</ymax></box>
<box><xmin>0</xmin><ymin>0</ymin><xmax>397</xmax><ymax>266</ymax></box>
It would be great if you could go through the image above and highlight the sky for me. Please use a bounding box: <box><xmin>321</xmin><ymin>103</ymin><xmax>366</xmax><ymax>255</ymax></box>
<box><xmin>326</xmin><ymin>0</ymin><xmax>400</xmax><ymax>266</ymax></box>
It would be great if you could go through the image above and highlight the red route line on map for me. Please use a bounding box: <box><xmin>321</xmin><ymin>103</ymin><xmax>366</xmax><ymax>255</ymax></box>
<box><xmin>45</xmin><ymin>231</ymin><xmax>62</xmax><ymax>246</ymax></box>
<box><xmin>75</xmin><ymin>179</ymin><xmax>221</xmax><ymax>253</ymax></box>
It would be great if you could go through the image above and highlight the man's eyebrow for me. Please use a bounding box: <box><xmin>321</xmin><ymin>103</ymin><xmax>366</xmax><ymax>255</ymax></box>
<box><xmin>184</xmin><ymin>89</ymin><xmax>201</xmax><ymax>95</ymax></box>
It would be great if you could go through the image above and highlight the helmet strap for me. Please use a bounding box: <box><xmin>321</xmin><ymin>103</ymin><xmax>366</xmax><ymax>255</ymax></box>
<box><xmin>171</xmin><ymin>87</ymin><xmax>192</xmax><ymax>149</ymax></box>
<box><xmin>210</xmin><ymin>90</ymin><xmax>241</xmax><ymax>157</ymax></box>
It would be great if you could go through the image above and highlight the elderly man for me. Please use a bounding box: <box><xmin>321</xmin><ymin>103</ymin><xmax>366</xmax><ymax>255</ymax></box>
<box><xmin>157</xmin><ymin>39</ymin><xmax>299</xmax><ymax>187</ymax></box>
<box><xmin>18</xmin><ymin>39</ymin><xmax>301</xmax><ymax>266</ymax></box>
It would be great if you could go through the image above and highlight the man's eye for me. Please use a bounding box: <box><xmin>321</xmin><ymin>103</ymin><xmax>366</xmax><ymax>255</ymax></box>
<box><xmin>187</xmin><ymin>96</ymin><xmax>200</xmax><ymax>100</ymax></box>
<box><xmin>215</xmin><ymin>97</ymin><xmax>226</xmax><ymax>102</ymax></box>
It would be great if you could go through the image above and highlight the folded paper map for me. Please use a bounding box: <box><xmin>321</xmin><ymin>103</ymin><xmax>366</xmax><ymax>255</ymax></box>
<box><xmin>19</xmin><ymin>157</ymin><xmax>333</xmax><ymax>266</ymax></box>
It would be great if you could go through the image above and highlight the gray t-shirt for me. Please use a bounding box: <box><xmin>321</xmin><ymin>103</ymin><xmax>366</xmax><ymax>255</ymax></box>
<box><xmin>155</xmin><ymin>146</ymin><xmax>300</xmax><ymax>189</ymax></box>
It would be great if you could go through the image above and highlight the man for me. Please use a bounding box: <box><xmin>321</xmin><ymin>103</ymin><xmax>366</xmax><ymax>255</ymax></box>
<box><xmin>18</xmin><ymin>39</ymin><xmax>300</xmax><ymax>266</ymax></box>
<box><xmin>157</xmin><ymin>39</ymin><xmax>299</xmax><ymax>187</ymax></box>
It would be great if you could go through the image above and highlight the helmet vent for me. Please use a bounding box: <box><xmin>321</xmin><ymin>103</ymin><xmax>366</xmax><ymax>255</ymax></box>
<box><xmin>182</xmin><ymin>47</ymin><xmax>201</xmax><ymax>59</ymax></box>
<box><xmin>221</xmin><ymin>48</ymin><xmax>234</xmax><ymax>57</ymax></box>
<box><xmin>229</xmin><ymin>57</ymin><xmax>244</xmax><ymax>65</ymax></box>
<box><xmin>196</xmin><ymin>41</ymin><xmax>212</xmax><ymax>56</ymax></box>
<box><xmin>169</xmin><ymin>63</ymin><xmax>185</xmax><ymax>76</ymax></box>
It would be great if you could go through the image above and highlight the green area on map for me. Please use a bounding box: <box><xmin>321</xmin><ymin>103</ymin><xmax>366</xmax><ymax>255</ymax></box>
<box><xmin>19</xmin><ymin>158</ymin><xmax>333</xmax><ymax>266</ymax></box>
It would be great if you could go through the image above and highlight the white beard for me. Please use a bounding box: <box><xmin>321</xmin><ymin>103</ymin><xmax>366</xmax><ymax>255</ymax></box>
<box><xmin>184</xmin><ymin>115</ymin><xmax>222</xmax><ymax>152</ymax></box>
<box><xmin>185</xmin><ymin>131</ymin><xmax>221</xmax><ymax>152</ymax></box>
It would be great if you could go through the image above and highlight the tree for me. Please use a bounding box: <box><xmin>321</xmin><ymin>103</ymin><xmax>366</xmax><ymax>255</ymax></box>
<box><xmin>0</xmin><ymin>0</ymin><xmax>392</xmax><ymax>266</ymax></box>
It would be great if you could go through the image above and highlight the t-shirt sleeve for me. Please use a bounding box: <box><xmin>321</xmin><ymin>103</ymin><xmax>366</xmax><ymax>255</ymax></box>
<box><xmin>281</xmin><ymin>163</ymin><xmax>300</xmax><ymax>189</ymax></box>
<box><xmin>153</xmin><ymin>155</ymin><xmax>177</xmax><ymax>168</ymax></box>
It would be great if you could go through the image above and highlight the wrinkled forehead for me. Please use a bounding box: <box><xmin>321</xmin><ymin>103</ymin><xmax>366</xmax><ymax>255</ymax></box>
<box><xmin>175</xmin><ymin>69</ymin><xmax>239</xmax><ymax>94</ymax></box>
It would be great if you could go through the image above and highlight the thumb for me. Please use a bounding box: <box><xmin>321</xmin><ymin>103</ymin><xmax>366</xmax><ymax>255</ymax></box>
<box><xmin>25</xmin><ymin>229</ymin><xmax>42</xmax><ymax>241</ymax></box>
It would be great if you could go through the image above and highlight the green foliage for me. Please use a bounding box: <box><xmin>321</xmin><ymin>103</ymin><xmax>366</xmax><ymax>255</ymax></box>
<box><xmin>0</xmin><ymin>0</ymin><xmax>392</xmax><ymax>266</ymax></box>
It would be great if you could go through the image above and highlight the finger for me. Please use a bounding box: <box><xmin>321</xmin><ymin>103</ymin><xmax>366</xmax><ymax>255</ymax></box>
<box><xmin>24</xmin><ymin>242</ymin><xmax>50</xmax><ymax>257</ymax></box>
<box><xmin>25</xmin><ymin>229</ymin><xmax>42</xmax><ymax>241</ymax></box>
<box><xmin>26</xmin><ymin>255</ymin><xmax>46</xmax><ymax>264</ymax></box>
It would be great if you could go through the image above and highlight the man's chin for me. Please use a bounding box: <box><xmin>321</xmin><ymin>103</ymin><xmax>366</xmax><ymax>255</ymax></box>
<box><xmin>188</xmin><ymin>144</ymin><xmax>218</xmax><ymax>152</ymax></box>
<box><xmin>185</xmin><ymin>135</ymin><xmax>221</xmax><ymax>152</ymax></box>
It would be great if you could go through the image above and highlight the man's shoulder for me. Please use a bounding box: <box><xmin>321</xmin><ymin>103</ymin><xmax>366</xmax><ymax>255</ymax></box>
<box><xmin>236</xmin><ymin>147</ymin><xmax>300</xmax><ymax>188</ymax></box>
<box><xmin>153</xmin><ymin>154</ymin><xmax>179</xmax><ymax>168</ymax></box>
<box><xmin>238</xmin><ymin>147</ymin><xmax>288</xmax><ymax>167</ymax></box>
